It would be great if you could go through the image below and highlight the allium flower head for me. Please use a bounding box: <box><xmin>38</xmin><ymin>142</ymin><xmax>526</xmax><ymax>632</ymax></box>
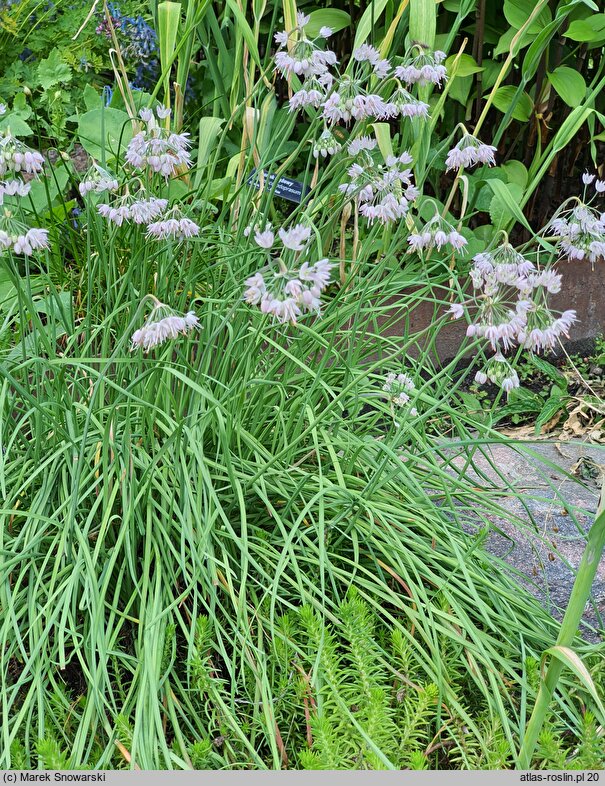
<box><xmin>394</xmin><ymin>48</ymin><xmax>448</xmax><ymax>87</ymax></box>
<box><xmin>131</xmin><ymin>299</ymin><xmax>199</xmax><ymax>352</ymax></box>
<box><xmin>0</xmin><ymin>179</ymin><xmax>31</xmax><ymax>203</ymax></box>
<box><xmin>10</xmin><ymin>227</ymin><xmax>49</xmax><ymax>256</ymax></box>
<box><xmin>243</xmin><ymin>231</ymin><xmax>333</xmax><ymax>325</ymax></box>
<box><xmin>313</xmin><ymin>129</ymin><xmax>341</xmax><ymax>158</ymax></box>
<box><xmin>474</xmin><ymin>353</ymin><xmax>520</xmax><ymax>396</ymax></box>
<box><xmin>463</xmin><ymin>241</ymin><xmax>575</xmax><ymax>361</ymax></box>
<box><xmin>407</xmin><ymin>213</ymin><xmax>467</xmax><ymax>255</ymax></box>
<box><xmin>446</xmin><ymin>133</ymin><xmax>497</xmax><ymax>171</ymax></box>
<box><xmin>278</xmin><ymin>224</ymin><xmax>312</xmax><ymax>251</ymax></box>
<box><xmin>340</xmin><ymin>141</ymin><xmax>418</xmax><ymax>225</ymax></box>
<box><xmin>146</xmin><ymin>214</ymin><xmax>199</xmax><ymax>241</ymax></box>
<box><xmin>0</xmin><ymin>131</ymin><xmax>44</xmax><ymax>177</ymax></box>
<box><xmin>383</xmin><ymin>370</ymin><xmax>416</xmax><ymax>408</ymax></box>
<box><xmin>549</xmin><ymin>202</ymin><xmax>605</xmax><ymax>266</ymax></box>
<box><xmin>273</xmin><ymin>13</ymin><xmax>338</xmax><ymax>80</ymax></box>
<box><xmin>79</xmin><ymin>162</ymin><xmax>119</xmax><ymax>197</ymax></box>
<box><xmin>97</xmin><ymin>194</ymin><xmax>167</xmax><ymax>226</ymax></box>
<box><xmin>126</xmin><ymin>111</ymin><xmax>191</xmax><ymax>178</ymax></box>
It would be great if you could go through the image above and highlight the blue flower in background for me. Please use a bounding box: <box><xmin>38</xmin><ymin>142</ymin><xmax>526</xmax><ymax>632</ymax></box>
<box><xmin>97</xmin><ymin>4</ymin><xmax>159</xmax><ymax>89</ymax></box>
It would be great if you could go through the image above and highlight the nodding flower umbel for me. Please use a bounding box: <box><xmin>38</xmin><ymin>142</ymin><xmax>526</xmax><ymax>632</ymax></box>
<box><xmin>549</xmin><ymin>175</ymin><xmax>605</xmax><ymax>266</ymax></box>
<box><xmin>445</xmin><ymin>132</ymin><xmax>497</xmax><ymax>171</ymax></box>
<box><xmin>79</xmin><ymin>162</ymin><xmax>119</xmax><ymax>197</ymax></box>
<box><xmin>146</xmin><ymin>210</ymin><xmax>200</xmax><ymax>241</ymax></box>
<box><xmin>394</xmin><ymin>47</ymin><xmax>448</xmax><ymax>87</ymax></box>
<box><xmin>407</xmin><ymin>212</ymin><xmax>467</xmax><ymax>255</ymax></box>
<box><xmin>125</xmin><ymin>105</ymin><xmax>191</xmax><ymax>178</ymax></box>
<box><xmin>383</xmin><ymin>371</ymin><xmax>417</xmax><ymax>410</ymax></box>
<box><xmin>275</xmin><ymin>22</ymin><xmax>445</xmax><ymax>160</ymax></box>
<box><xmin>130</xmin><ymin>298</ymin><xmax>199</xmax><ymax>352</ymax></box>
<box><xmin>0</xmin><ymin>131</ymin><xmax>44</xmax><ymax>176</ymax></box>
<box><xmin>242</xmin><ymin>221</ymin><xmax>334</xmax><ymax>324</ymax></box>
<box><xmin>448</xmin><ymin>241</ymin><xmax>577</xmax><ymax>394</ymax></box>
<box><xmin>0</xmin><ymin>226</ymin><xmax>49</xmax><ymax>256</ymax></box>
<box><xmin>339</xmin><ymin>137</ymin><xmax>418</xmax><ymax>225</ymax></box>
<box><xmin>97</xmin><ymin>192</ymin><xmax>167</xmax><ymax>227</ymax></box>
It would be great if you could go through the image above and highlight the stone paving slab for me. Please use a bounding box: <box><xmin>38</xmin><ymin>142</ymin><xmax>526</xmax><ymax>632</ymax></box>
<box><xmin>446</xmin><ymin>439</ymin><xmax>605</xmax><ymax>641</ymax></box>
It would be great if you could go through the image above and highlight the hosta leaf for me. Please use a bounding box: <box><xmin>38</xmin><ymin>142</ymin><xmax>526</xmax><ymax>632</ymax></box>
<box><xmin>77</xmin><ymin>108</ymin><xmax>133</xmax><ymax>161</ymax></box>
<box><xmin>489</xmin><ymin>181</ymin><xmax>524</xmax><ymax>229</ymax></box>
<box><xmin>504</xmin><ymin>0</ymin><xmax>551</xmax><ymax>33</ymax></box>
<box><xmin>502</xmin><ymin>160</ymin><xmax>529</xmax><ymax>189</ymax></box>
<box><xmin>547</xmin><ymin>66</ymin><xmax>587</xmax><ymax>108</ymax></box>
<box><xmin>491</xmin><ymin>86</ymin><xmax>534</xmax><ymax>122</ymax></box>
<box><xmin>445</xmin><ymin>53</ymin><xmax>483</xmax><ymax>77</ymax></box>
<box><xmin>304</xmin><ymin>9</ymin><xmax>350</xmax><ymax>37</ymax></box>
<box><xmin>565</xmin><ymin>14</ymin><xmax>605</xmax><ymax>42</ymax></box>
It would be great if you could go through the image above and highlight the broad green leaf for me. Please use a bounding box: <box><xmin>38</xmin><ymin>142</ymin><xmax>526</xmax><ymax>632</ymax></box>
<box><xmin>27</xmin><ymin>168</ymin><xmax>70</xmax><ymax>212</ymax></box>
<box><xmin>77</xmin><ymin>108</ymin><xmax>133</xmax><ymax>161</ymax></box>
<box><xmin>494</xmin><ymin>26</ymin><xmax>534</xmax><ymax>57</ymax></box>
<box><xmin>504</xmin><ymin>0</ymin><xmax>551</xmax><ymax>33</ymax></box>
<box><xmin>547</xmin><ymin>66</ymin><xmax>587</xmax><ymax>108</ymax></box>
<box><xmin>502</xmin><ymin>160</ymin><xmax>529</xmax><ymax>189</ymax></box>
<box><xmin>0</xmin><ymin>115</ymin><xmax>33</xmax><ymax>136</ymax></box>
<box><xmin>194</xmin><ymin>117</ymin><xmax>224</xmax><ymax>188</ymax></box>
<box><xmin>304</xmin><ymin>9</ymin><xmax>350</xmax><ymax>37</ymax></box>
<box><xmin>489</xmin><ymin>181</ymin><xmax>524</xmax><ymax>229</ymax></box>
<box><xmin>12</xmin><ymin>92</ymin><xmax>32</xmax><ymax>120</ymax></box>
<box><xmin>448</xmin><ymin>74</ymin><xmax>474</xmax><ymax>106</ymax></box>
<box><xmin>282</xmin><ymin>0</ymin><xmax>297</xmax><ymax>44</ymax></box>
<box><xmin>565</xmin><ymin>14</ymin><xmax>605</xmax><ymax>42</ymax></box>
<box><xmin>535</xmin><ymin>393</ymin><xmax>565</xmax><ymax>434</ymax></box>
<box><xmin>410</xmin><ymin>0</ymin><xmax>436</xmax><ymax>49</ymax></box>
<box><xmin>158</xmin><ymin>2</ymin><xmax>181</xmax><ymax>101</ymax></box>
<box><xmin>491</xmin><ymin>86</ymin><xmax>533</xmax><ymax>122</ymax></box>
<box><xmin>487</xmin><ymin>179</ymin><xmax>532</xmax><ymax>232</ymax></box>
<box><xmin>445</xmin><ymin>53</ymin><xmax>483</xmax><ymax>77</ymax></box>
<box><xmin>37</xmin><ymin>48</ymin><xmax>72</xmax><ymax>90</ymax></box>
<box><xmin>542</xmin><ymin>647</ymin><xmax>605</xmax><ymax>722</ymax></box>
<box><xmin>82</xmin><ymin>84</ymin><xmax>103</xmax><ymax>112</ymax></box>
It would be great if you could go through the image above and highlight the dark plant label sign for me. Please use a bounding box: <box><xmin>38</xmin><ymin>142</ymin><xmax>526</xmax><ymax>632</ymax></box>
<box><xmin>247</xmin><ymin>169</ymin><xmax>310</xmax><ymax>203</ymax></box>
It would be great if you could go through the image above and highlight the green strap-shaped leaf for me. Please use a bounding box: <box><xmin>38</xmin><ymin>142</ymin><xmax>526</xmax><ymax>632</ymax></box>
<box><xmin>225</xmin><ymin>0</ymin><xmax>262</xmax><ymax>66</ymax></box>
<box><xmin>486</xmin><ymin>179</ymin><xmax>532</xmax><ymax>232</ymax></box>
<box><xmin>158</xmin><ymin>2</ymin><xmax>181</xmax><ymax>104</ymax></box>
<box><xmin>409</xmin><ymin>0</ymin><xmax>436</xmax><ymax>49</ymax></box>
<box><xmin>541</xmin><ymin>647</ymin><xmax>605</xmax><ymax>723</ymax></box>
<box><xmin>353</xmin><ymin>0</ymin><xmax>389</xmax><ymax>49</ymax></box>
